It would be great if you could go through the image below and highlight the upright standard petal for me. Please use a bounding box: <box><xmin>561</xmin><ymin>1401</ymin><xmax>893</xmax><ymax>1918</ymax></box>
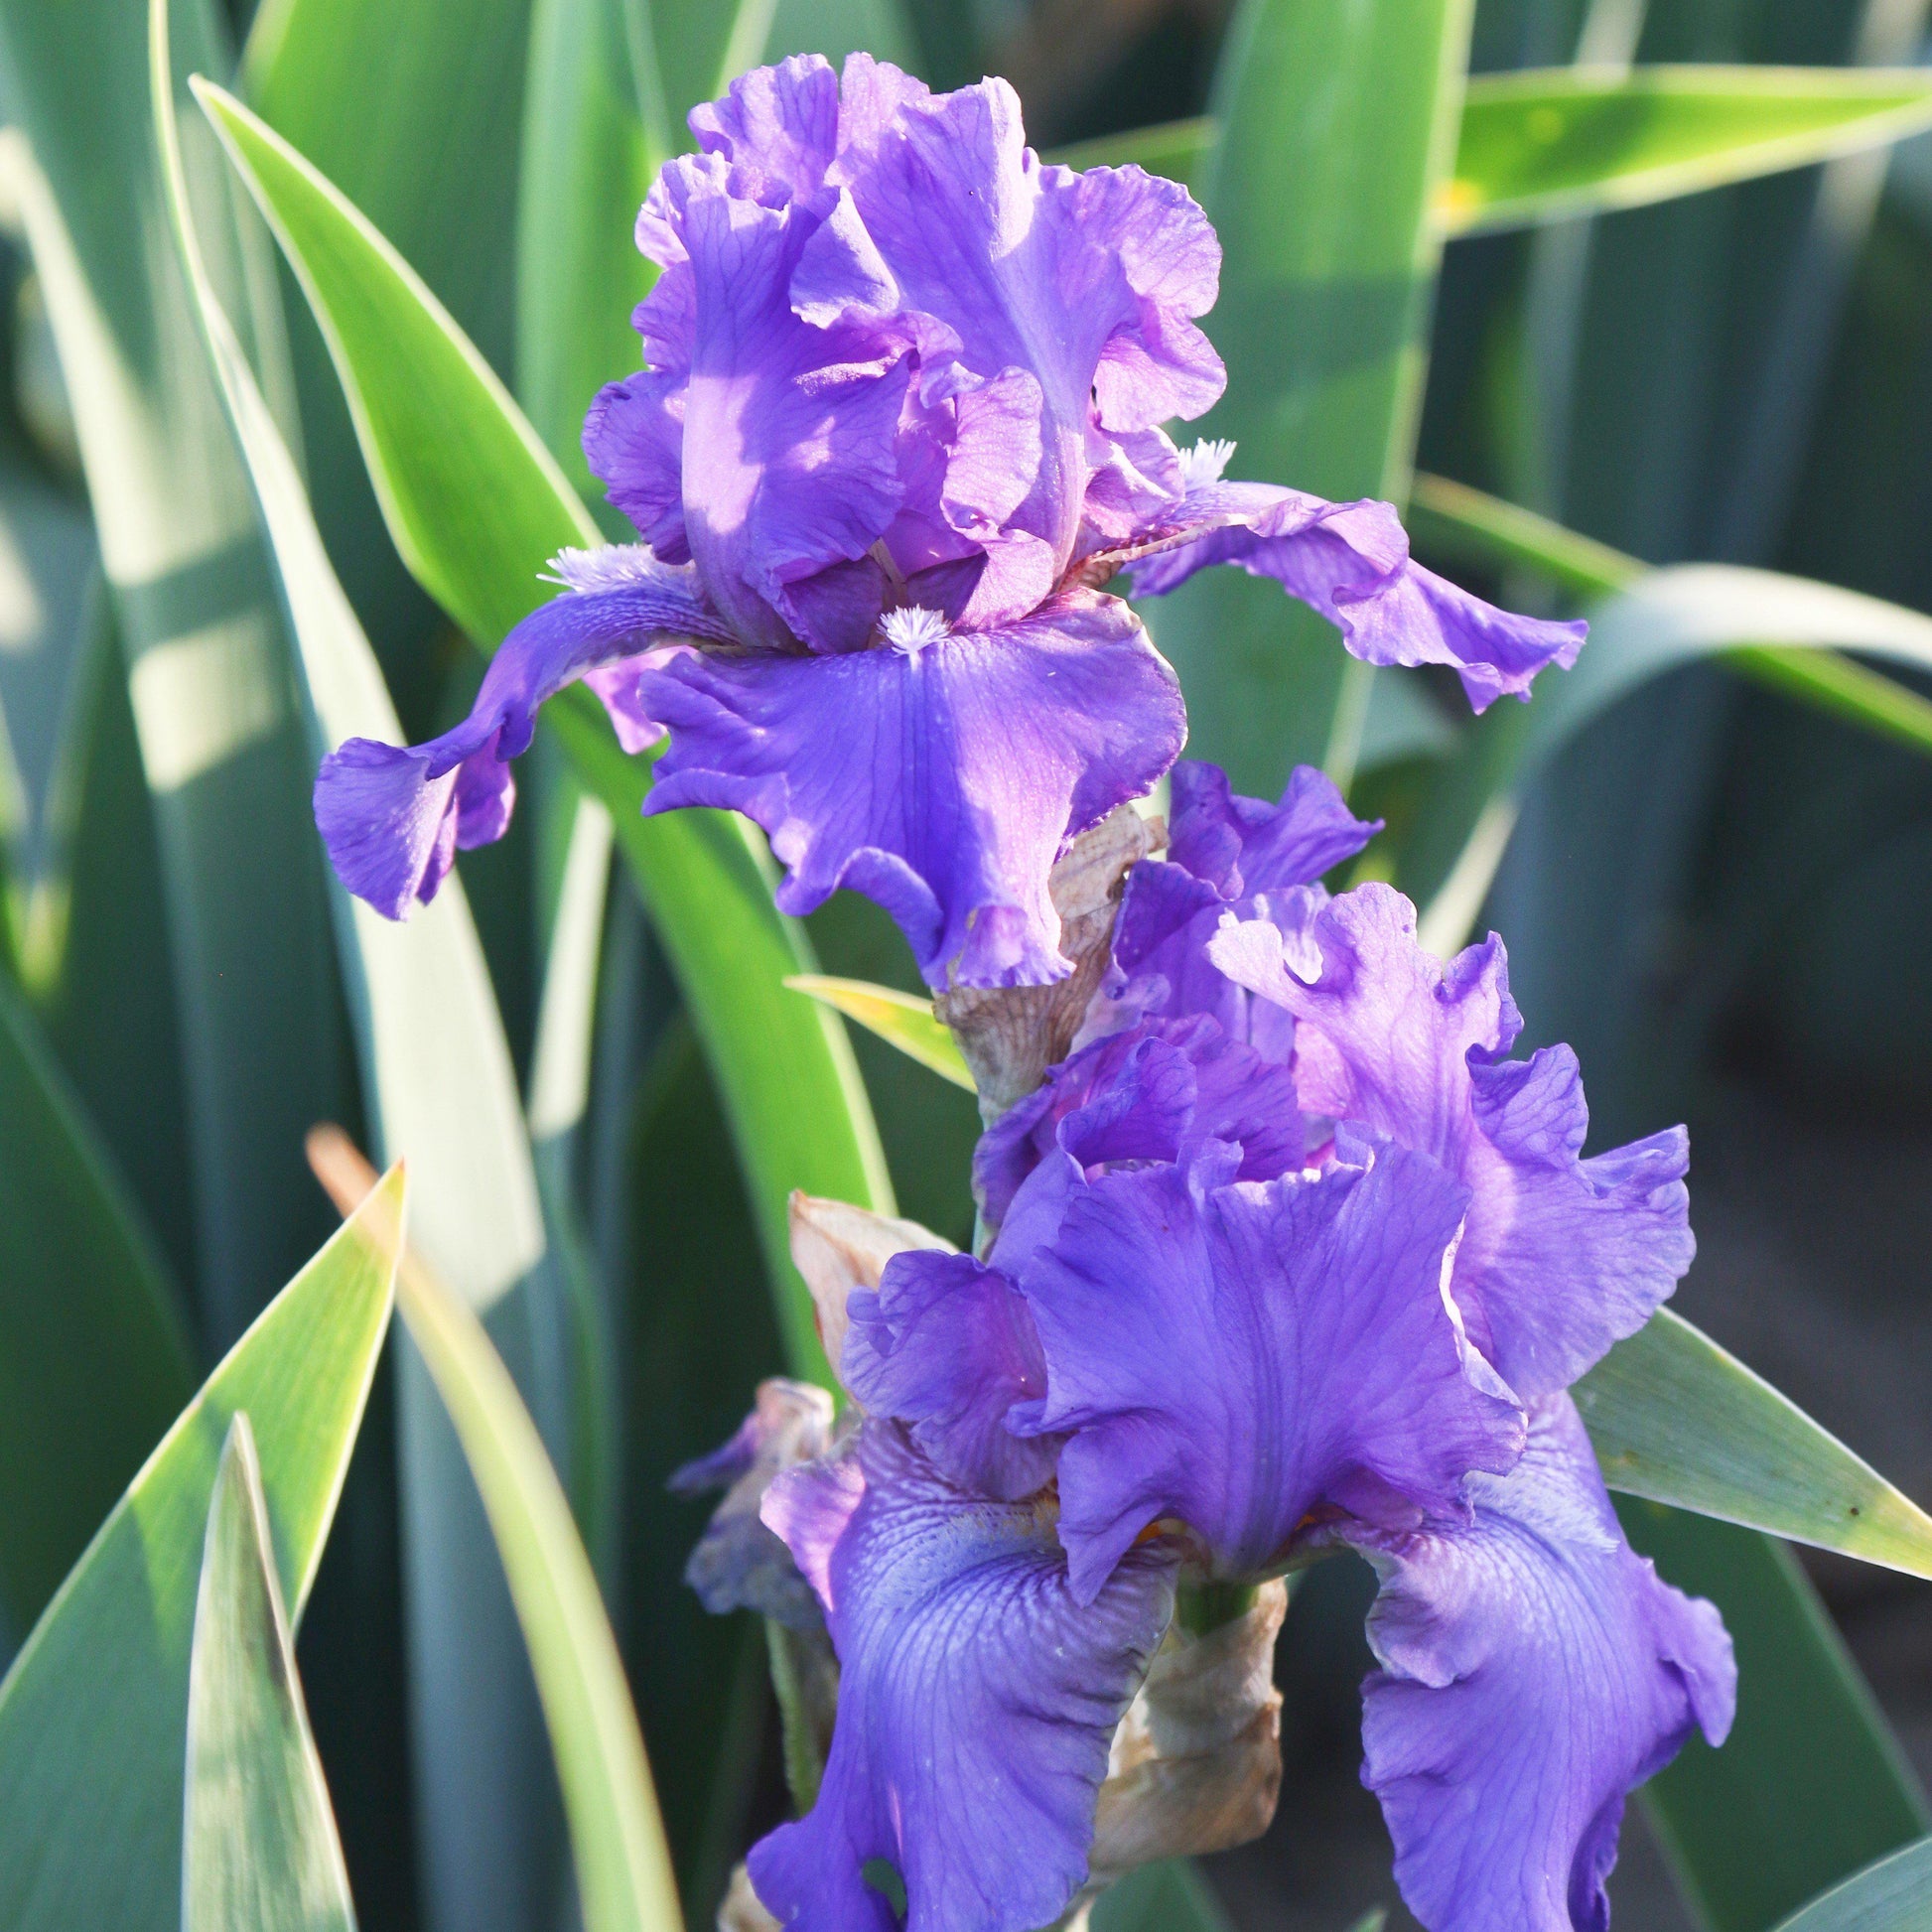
<box><xmin>1208</xmin><ymin>884</ymin><xmax>1694</xmax><ymax>1397</ymax></box>
<box><xmin>829</xmin><ymin>59</ymin><xmax>1223</xmax><ymax>596</ymax></box>
<box><xmin>668</xmin><ymin>1378</ymin><xmax>836</xmax><ymax>1628</ymax></box>
<box><xmin>973</xmin><ymin>1016</ymin><xmax>1303</xmax><ymax>1233</ymax></box>
<box><xmin>844</xmin><ymin>1251</ymin><xmax>1057</xmax><ymax>1501</ymax></box>
<box><xmin>1097</xmin><ymin>760</ymin><xmax>1377</xmax><ymax>1049</ymax></box>
<box><xmin>752</xmin><ymin>1423</ymin><xmax>1177</xmax><ymax>1932</ymax></box>
<box><xmin>788</xmin><ymin>1190</ymin><xmax>955</xmax><ymax>1393</ymax></box>
<box><xmin>1165</xmin><ymin>759</ymin><xmax>1378</xmax><ymax>897</ymax></box>
<box><xmin>1021</xmin><ymin>1134</ymin><xmax>1525</xmax><ymax>1600</ymax></box>
<box><xmin>688</xmin><ymin>54</ymin><xmax>842</xmax><ymax>205</ymax></box>
<box><xmin>1124</xmin><ymin>478</ymin><xmax>1585</xmax><ymax>712</ymax></box>
<box><xmin>1353</xmin><ymin>1394</ymin><xmax>1734</xmax><ymax>1932</ymax></box>
<box><xmin>313</xmin><ymin>559</ymin><xmax>729</xmax><ymax>916</ymax></box>
<box><xmin>636</xmin><ymin>591</ymin><xmax>1185</xmax><ymax>989</ymax></box>
<box><xmin>671</xmin><ymin>189</ymin><xmax>912</xmax><ymax>650</ymax></box>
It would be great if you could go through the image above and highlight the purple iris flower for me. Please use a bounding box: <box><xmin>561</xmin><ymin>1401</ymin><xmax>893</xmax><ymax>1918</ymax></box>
<box><xmin>1076</xmin><ymin>756</ymin><xmax>1379</xmax><ymax>1056</ymax></box>
<box><xmin>682</xmin><ymin>765</ymin><xmax>1732</xmax><ymax>1932</ymax></box>
<box><xmin>313</xmin><ymin>55</ymin><xmax>1583</xmax><ymax>989</ymax></box>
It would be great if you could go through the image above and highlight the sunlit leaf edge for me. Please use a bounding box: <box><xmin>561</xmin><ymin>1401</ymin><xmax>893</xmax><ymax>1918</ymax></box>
<box><xmin>783</xmin><ymin>976</ymin><xmax>975</xmax><ymax>1092</ymax></box>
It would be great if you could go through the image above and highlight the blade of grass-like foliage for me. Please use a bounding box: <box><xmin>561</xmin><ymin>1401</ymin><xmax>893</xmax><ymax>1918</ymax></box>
<box><xmin>1445</xmin><ymin>66</ymin><xmax>1932</xmax><ymax>237</ymax></box>
<box><xmin>527</xmin><ymin>788</ymin><xmax>620</xmax><ymax>1560</ymax></box>
<box><xmin>240</xmin><ymin>0</ymin><xmax>532</xmax><ymax>382</ymax></box>
<box><xmin>195</xmin><ymin>77</ymin><xmax>892</xmax><ymax>1382</ymax></box>
<box><xmin>783</xmin><ymin>977</ymin><xmax>974</xmax><ymax>1091</ymax></box>
<box><xmin>1770</xmin><ymin>1836</ymin><xmax>1932</xmax><ymax>1932</ymax></box>
<box><xmin>1624</xmin><ymin>1506</ymin><xmax>1930</xmax><ymax>1932</ymax></box>
<box><xmin>511</xmin><ymin>0</ymin><xmax>663</xmax><ymax>1566</ymax></box>
<box><xmin>0</xmin><ymin>971</ymin><xmax>195</xmax><ymax>1630</ymax></box>
<box><xmin>1140</xmin><ymin>0</ymin><xmax>1473</xmax><ymax>799</ymax></box>
<box><xmin>1408</xmin><ymin>469</ymin><xmax>1654</xmax><ymax>597</ymax></box>
<box><xmin>152</xmin><ymin>29</ymin><xmax>586</xmax><ymax>1928</ymax></box>
<box><xmin>621</xmin><ymin>1020</ymin><xmax>783</xmax><ymax>1921</ymax></box>
<box><xmin>158</xmin><ymin>7</ymin><xmax>547</xmax><ymax>1328</ymax></box>
<box><xmin>1525</xmin><ymin>564</ymin><xmax>1932</xmax><ymax>771</ymax></box>
<box><xmin>310</xmin><ymin>1129</ymin><xmax>683</xmax><ymax>1932</ymax></box>
<box><xmin>1411</xmin><ymin>476</ymin><xmax>1932</xmax><ymax>758</ymax></box>
<box><xmin>1091</xmin><ymin>1859</ymin><xmax>1236</xmax><ymax>1932</ymax></box>
<box><xmin>0</xmin><ymin>1163</ymin><xmax>404</xmax><ymax>1932</ymax></box>
<box><xmin>31</xmin><ymin>588</ymin><xmax>198</xmax><ymax>1287</ymax></box>
<box><xmin>1055</xmin><ymin>64</ymin><xmax>1932</xmax><ymax>244</ymax></box>
<box><xmin>0</xmin><ymin>0</ymin><xmax>349</xmax><ymax>1347</ymax></box>
<box><xmin>240</xmin><ymin>0</ymin><xmax>537</xmax><ymax>737</ymax></box>
<box><xmin>1046</xmin><ymin>117</ymin><xmax>1215</xmax><ymax>186</ymax></box>
<box><xmin>183</xmin><ymin>1414</ymin><xmax>357</xmax><ymax>1932</ymax></box>
<box><xmin>1576</xmin><ymin>1309</ymin><xmax>1932</xmax><ymax>1578</ymax></box>
<box><xmin>0</xmin><ymin>461</ymin><xmax>97</xmax><ymax>987</ymax></box>
<box><xmin>197</xmin><ymin>80</ymin><xmax>596</xmax><ymax>643</ymax></box>
<box><xmin>1397</xmin><ymin>477</ymin><xmax>1932</xmax><ymax>919</ymax></box>
<box><xmin>517</xmin><ymin>0</ymin><xmax>669</xmax><ymax>508</ymax></box>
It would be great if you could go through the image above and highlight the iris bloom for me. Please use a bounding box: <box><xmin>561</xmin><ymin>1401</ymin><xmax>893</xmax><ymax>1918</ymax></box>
<box><xmin>687</xmin><ymin>764</ymin><xmax>1733</xmax><ymax>1932</ymax></box>
<box><xmin>314</xmin><ymin>55</ymin><xmax>1581</xmax><ymax>989</ymax></box>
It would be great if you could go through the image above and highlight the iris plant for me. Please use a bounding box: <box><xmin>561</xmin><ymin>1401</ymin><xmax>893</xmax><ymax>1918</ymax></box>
<box><xmin>313</xmin><ymin>54</ymin><xmax>1733</xmax><ymax>1932</ymax></box>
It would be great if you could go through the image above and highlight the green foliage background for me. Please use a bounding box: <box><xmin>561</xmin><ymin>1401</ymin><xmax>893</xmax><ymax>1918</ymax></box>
<box><xmin>3</xmin><ymin>1</ymin><xmax>1932</xmax><ymax>1929</ymax></box>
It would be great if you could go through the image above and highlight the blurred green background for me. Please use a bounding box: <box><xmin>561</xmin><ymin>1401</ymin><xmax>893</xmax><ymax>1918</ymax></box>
<box><xmin>7</xmin><ymin>1</ymin><xmax>1932</xmax><ymax>1929</ymax></box>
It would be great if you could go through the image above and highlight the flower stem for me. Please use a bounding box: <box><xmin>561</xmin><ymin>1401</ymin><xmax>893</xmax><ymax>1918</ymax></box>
<box><xmin>1174</xmin><ymin>1578</ymin><xmax>1260</xmax><ymax>1636</ymax></box>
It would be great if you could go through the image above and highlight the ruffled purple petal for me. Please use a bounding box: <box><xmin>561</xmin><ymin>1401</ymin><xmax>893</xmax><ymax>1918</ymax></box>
<box><xmin>599</xmin><ymin>56</ymin><xmax>1226</xmax><ymax>638</ymax></box>
<box><xmin>1352</xmin><ymin>1394</ymin><xmax>1734</xmax><ymax>1932</ymax></box>
<box><xmin>668</xmin><ymin>1378</ymin><xmax>836</xmax><ymax>1629</ymax></box>
<box><xmin>844</xmin><ymin>1251</ymin><xmax>1057</xmax><ymax>1501</ymax></box>
<box><xmin>312</xmin><ymin>739</ymin><xmax>467</xmax><ymax>919</ymax></box>
<box><xmin>1167</xmin><ymin>759</ymin><xmax>1377</xmax><ymax>897</ymax></box>
<box><xmin>314</xmin><ymin>559</ymin><xmax>727</xmax><ymax>916</ymax></box>
<box><xmin>1020</xmin><ymin>1132</ymin><xmax>1524</xmax><ymax>1600</ymax></box>
<box><xmin>1125</xmin><ymin>480</ymin><xmax>1585</xmax><ymax>712</ymax></box>
<box><xmin>636</xmin><ymin>590</ymin><xmax>1184</xmax><ymax>989</ymax></box>
<box><xmin>583</xmin><ymin>369</ymin><xmax>688</xmax><ymax>562</ymax></box>
<box><xmin>1208</xmin><ymin>884</ymin><xmax>1694</xmax><ymax>1397</ymax></box>
<box><xmin>974</xmin><ymin>1016</ymin><xmax>1303</xmax><ymax>1231</ymax></box>
<box><xmin>688</xmin><ymin>55</ymin><xmax>842</xmax><ymax>204</ymax></box>
<box><xmin>1091</xmin><ymin>761</ymin><xmax>1375</xmax><ymax>1051</ymax></box>
<box><xmin>752</xmin><ymin>1422</ymin><xmax>1177</xmax><ymax>1932</ymax></box>
<box><xmin>671</xmin><ymin>189</ymin><xmax>912</xmax><ymax>650</ymax></box>
<box><xmin>828</xmin><ymin>57</ymin><xmax>1223</xmax><ymax>598</ymax></box>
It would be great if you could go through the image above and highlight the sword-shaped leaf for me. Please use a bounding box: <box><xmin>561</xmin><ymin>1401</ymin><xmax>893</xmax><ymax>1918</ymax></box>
<box><xmin>193</xmin><ymin>75</ymin><xmax>891</xmax><ymax>1385</ymax></box>
<box><xmin>1770</xmin><ymin>1836</ymin><xmax>1932</xmax><ymax>1932</ymax></box>
<box><xmin>183</xmin><ymin>1414</ymin><xmax>357</xmax><ymax>1932</ymax></box>
<box><xmin>1053</xmin><ymin>69</ymin><xmax>1932</xmax><ymax>243</ymax></box>
<box><xmin>0</xmin><ymin>1165</ymin><xmax>404</xmax><ymax>1932</ymax></box>
<box><xmin>783</xmin><ymin>977</ymin><xmax>974</xmax><ymax>1092</ymax></box>
<box><xmin>1448</xmin><ymin>66</ymin><xmax>1932</xmax><ymax>236</ymax></box>
<box><xmin>310</xmin><ymin>1132</ymin><xmax>682</xmax><ymax>1932</ymax></box>
<box><xmin>0</xmin><ymin>972</ymin><xmax>193</xmax><ymax>1632</ymax></box>
<box><xmin>1577</xmin><ymin>1309</ymin><xmax>1932</xmax><ymax>1578</ymax></box>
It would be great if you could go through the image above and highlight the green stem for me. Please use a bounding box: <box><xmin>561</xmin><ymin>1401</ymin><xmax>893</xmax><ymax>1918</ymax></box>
<box><xmin>1174</xmin><ymin>1579</ymin><xmax>1260</xmax><ymax>1637</ymax></box>
<box><xmin>764</xmin><ymin>1618</ymin><xmax>824</xmax><ymax>1816</ymax></box>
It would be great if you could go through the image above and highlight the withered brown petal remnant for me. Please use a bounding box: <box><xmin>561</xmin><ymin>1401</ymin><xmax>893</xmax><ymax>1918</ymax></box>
<box><xmin>1089</xmin><ymin>1580</ymin><xmax>1289</xmax><ymax>1880</ymax></box>
<box><xmin>719</xmin><ymin>1862</ymin><xmax>783</xmax><ymax>1932</ymax></box>
<box><xmin>937</xmin><ymin>805</ymin><xmax>1163</xmax><ymax>1124</ymax></box>
<box><xmin>788</xmin><ymin>1192</ymin><xmax>956</xmax><ymax>1390</ymax></box>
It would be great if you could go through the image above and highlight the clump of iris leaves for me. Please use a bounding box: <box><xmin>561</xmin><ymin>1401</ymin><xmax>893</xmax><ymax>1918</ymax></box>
<box><xmin>5</xmin><ymin>2</ymin><xmax>1932</xmax><ymax>1932</ymax></box>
